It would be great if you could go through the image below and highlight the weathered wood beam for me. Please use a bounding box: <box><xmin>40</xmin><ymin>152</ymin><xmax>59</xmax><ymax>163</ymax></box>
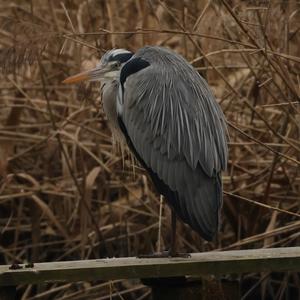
<box><xmin>0</xmin><ymin>247</ymin><xmax>300</xmax><ymax>286</ymax></box>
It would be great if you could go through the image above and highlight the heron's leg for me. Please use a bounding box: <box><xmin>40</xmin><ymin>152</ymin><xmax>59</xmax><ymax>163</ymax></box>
<box><xmin>138</xmin><ymin>208</ymin><xmax>190</xmax><ymax>258</ymax></box>
<box><xmin>168</xmin><ymin>210</ymin><xmax>190</xmax><ymax>257</ymax></box>
<box><xmin>169</xmin><ymin>210</ymin><xmax>177</xmax><ymax>256</ymax></box>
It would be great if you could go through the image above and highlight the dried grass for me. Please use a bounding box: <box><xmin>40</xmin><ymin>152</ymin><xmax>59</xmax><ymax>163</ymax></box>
<box><xmin>0</xmin><ymin>0</ymin><xmax>299</xmax><ymax>299</ymax></box>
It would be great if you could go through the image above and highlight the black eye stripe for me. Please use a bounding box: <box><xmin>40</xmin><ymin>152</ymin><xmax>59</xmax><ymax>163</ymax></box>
<box><xmin>108</xmin><ymin>53</ymin><xmax>133</xmax><ymax>63</ymax></box>
<box><xmin>120</xmin><ymin>57</ymin><xmax>150</xmax><ymax>93</ymax></box>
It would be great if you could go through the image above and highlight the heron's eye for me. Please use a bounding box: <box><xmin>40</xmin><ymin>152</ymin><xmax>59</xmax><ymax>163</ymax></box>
<box><xmin>112</xmin><ymin>61</ymin><xmax>121</xmax><ymax>68</ymax></box>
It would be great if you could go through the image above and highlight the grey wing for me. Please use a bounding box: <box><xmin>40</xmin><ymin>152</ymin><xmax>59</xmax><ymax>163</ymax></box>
<box><xmin>119</xmin><ymin>63</ymin><xmax>227</xmax><ymax>240</ymax></box>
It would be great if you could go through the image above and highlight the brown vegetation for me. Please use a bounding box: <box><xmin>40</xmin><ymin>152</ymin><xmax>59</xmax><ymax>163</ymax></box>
<box><xmin>0</xmin><ymin>0</ymin><xmax>299</xmax><ymax>299</ymax></box>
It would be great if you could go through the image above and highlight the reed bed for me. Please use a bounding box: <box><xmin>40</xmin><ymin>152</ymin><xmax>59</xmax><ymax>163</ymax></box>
<box><xmin>0</xmin><ymin>0</ymin><xmax>299</xmax><ymax>299</ymax></box>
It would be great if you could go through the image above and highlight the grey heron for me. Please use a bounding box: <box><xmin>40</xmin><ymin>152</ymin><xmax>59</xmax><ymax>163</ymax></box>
<box><xmin>63</xmin><ymin>46</ymin><xmax>228</xmax><ymax>256</ymax></box>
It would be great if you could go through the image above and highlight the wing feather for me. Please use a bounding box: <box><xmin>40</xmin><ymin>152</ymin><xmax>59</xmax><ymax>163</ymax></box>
<box><xmin>118</xmin><ymin>46</ymin><xmax>227</xmax><ymax>239</ymax></box>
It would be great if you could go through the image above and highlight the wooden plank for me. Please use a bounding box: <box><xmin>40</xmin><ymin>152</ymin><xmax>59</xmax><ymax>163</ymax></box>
<box><xmin>1</xmin><ymin>247</ymin><xmax>300</xmax><ymax>286</ymax></box>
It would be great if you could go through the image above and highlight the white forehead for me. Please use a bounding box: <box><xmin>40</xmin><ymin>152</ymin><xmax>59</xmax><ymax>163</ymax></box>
<box><xmin>111</xmin><ymin>49</ymin><xmax>131</xmax><ymax>56</ymax></box>
<box><xmin>100</xmin><ymin>49</ymin><xmax>132</xmax><ymax>64</ymax></box>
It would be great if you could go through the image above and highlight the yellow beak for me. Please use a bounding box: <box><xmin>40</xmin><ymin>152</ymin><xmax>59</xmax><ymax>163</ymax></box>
<box><xmin>62</xmin><ymin>70</ymin><xmax>91</xmax><ymax>84</ymax></box>
<box><xmin>62</xmin><ymin>64</ymin><xmax>116</xmax><ymax>84</ymax></box>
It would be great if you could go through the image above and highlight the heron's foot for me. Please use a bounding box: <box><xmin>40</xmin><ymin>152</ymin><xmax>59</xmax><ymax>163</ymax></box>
<box><xmin>138</xmin><ymin>250</ymin><xmax>191</xmax><ymax>258</ymax></box>
<box><xmin>167</xmin><ymin>250</ymin><xmax>191</xmax><ymax>258</ymax></box>
<box><xmin>138</xmin><ymin>251</ymin><xmax>169</xmax><ymax>258</ymax></box>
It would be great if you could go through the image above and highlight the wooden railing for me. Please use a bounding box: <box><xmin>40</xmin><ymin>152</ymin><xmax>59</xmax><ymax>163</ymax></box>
<box><xmin>1</xmin><ymin>247</ymin><xmax>300</xmax><ymax>299</ymax></box>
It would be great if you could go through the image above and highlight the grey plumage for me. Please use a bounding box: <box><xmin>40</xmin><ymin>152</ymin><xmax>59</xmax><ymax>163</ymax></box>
<box><xmin>118</xmin><ymin>46</ymin><xmax>227</xmax><ymax>240</ymax></box>
<box><xmin>64</xmin><ymin>46</ymin><xmax>228</xmax><ymax>241</ymax></box>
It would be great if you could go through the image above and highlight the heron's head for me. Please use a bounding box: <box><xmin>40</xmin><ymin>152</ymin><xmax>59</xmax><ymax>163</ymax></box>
<box><xmin>63</xmin><ymin>49</ymin><xmax>133</xmax><ymax>84</ymax></box>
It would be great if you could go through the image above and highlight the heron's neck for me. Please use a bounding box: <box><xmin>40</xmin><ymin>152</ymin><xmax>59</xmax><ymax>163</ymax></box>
<box><xmin>101</xmin><ymin>80</ymin><xmax>119</xmax><ymax>128</ymax></box>
<box><xmin>101</xmin><ymin>79</ymin><xmax>125</xmax><ymax>145</ymax></box>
